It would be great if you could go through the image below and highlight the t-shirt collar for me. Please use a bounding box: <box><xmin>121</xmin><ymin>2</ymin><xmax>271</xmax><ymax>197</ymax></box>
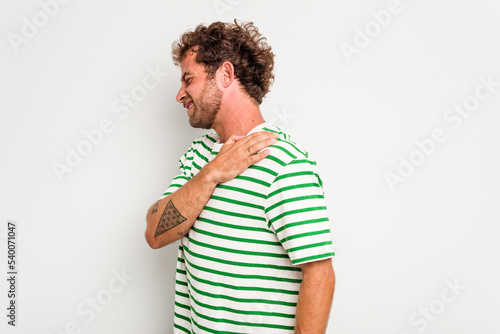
<box><xmin>245</xmin><ymin>121</ymin><xmax>271</xmax><ymax>136</ymax></box>
<box><xmin>211</xmin><ymin>122</ymin><xmax>274</xmax><ymax>151</ymax></box>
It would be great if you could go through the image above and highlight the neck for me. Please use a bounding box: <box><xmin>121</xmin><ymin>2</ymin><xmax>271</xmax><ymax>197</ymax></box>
<box><xmin>212</xmin><ymin>97</ymin><xmax>265</xmax><ymax>143</ymax></box>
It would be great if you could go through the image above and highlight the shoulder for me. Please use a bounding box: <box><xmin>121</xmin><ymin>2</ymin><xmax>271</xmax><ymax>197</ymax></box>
<box><xmin>262</xmin><ymin>124</ymin><xmax>315</xmax><ymax>167</ymax></box>
<box><xmin>187</xmin><ymin>132</ymin><xmax>218</xmax><ymax>151</ymax></box>
<box><xmin>177</xmin><ymin>132</ymin><xmax>219</xmax><ymax>172</ymax></box>
<box><xmin>181</xmin><ymin>132</ymin><xmax>219</xmax><ymax>157</ymax></box>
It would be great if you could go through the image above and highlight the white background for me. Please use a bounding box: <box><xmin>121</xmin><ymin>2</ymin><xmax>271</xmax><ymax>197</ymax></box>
<box><xmin>1</xmin><ymin>0</ymin><xmax>499</xmax><ymax>333</ymax></box>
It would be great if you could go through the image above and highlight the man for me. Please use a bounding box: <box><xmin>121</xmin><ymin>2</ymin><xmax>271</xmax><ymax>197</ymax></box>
<box><xmin>145</xmin><ymin>20</ymin><xmax>335</xmax><ymax>333</ymax></box>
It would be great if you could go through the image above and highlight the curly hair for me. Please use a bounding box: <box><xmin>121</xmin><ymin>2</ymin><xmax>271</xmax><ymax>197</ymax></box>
<box><xmin>172</xmin><ymin>20</ymin><xmax>275</xmax><ymax>105</ymax></box>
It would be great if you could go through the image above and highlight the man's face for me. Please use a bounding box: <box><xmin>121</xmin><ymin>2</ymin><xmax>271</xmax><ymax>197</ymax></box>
<box><xmin>176</xmin><ymin>51</ymin><xmax>223</xmax><ymax>129</ymax></box>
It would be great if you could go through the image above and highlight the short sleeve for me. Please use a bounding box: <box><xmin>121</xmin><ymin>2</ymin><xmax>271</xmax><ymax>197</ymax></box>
<box><xmin>265</xmin><ymin>158</ymin><xmax>335</xmax><ymax>265</ymax></box>
<box><xmin>159</xmin><ymin>146</ymin><xmax>194</xmax><ymax>199</ymax></box>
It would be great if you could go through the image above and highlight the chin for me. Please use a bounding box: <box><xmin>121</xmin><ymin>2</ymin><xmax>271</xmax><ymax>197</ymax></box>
<box><xmin>188</xmin><ymin>118</ymin><xmax>211</xmax><ymax>130</ymax></box>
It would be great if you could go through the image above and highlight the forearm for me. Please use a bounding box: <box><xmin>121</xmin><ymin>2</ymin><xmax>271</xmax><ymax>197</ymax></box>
<box><xmin>145</xmin><ymin>131</ymin><xmax>277</xmax><ymax>249</ymax></box>
<box><xmin>295</xmin><ymin>259</ymin><xmax>335</xmax><ymax>334</ymax></box>
<box><xmin>145</xmin><ymin>165</ymin><xmax>217</xmax><ymax>249</ymax></box>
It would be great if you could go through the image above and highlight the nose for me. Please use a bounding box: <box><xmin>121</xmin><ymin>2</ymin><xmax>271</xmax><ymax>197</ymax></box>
<box><xmin>176</xmin><ymin>84</ymin><xmax>187</xmax><ymax>104</ymax></box>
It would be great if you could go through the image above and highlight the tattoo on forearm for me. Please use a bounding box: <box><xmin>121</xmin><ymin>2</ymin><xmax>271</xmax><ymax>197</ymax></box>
<box><xmin>151</xmin><ymin>200</ymin><xmax>160</xmax><ymax>214</ymax></box>
<box><xmin>154</xmin><ymin>199</ymin><xmax>187</xmax><ymax>237</ymax></box>
<box><xmin>177</xmin><ymin>228</ymin><xmax>190</xmax><ymax>237</ymax></box>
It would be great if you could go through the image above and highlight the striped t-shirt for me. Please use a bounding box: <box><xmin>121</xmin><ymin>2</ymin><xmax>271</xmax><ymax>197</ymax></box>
<box><xmin>160</xmin><ymin>122</ymin><xmax>335</xmax><ymax>333</ymax></box>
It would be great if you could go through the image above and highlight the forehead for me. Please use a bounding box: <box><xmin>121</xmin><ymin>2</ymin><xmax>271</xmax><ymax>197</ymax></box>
<box><xmin>180</xmin><ymin>50</ymin><xmax>205</xmax><ymax>80</ymax></box>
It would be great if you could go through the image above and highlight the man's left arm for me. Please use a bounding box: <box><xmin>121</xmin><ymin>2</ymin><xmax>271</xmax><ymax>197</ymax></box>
<box><xmin>295</xmin><ymin>258</ymin><xmax>335</xmax><ymax>334</ymax></box>
<box><xmin>265</xmin><ymin>155</ymin><xmax>336</xmax><ymax>332</ymax></box>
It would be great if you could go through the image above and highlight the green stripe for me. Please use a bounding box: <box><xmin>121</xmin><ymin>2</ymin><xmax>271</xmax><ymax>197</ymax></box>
<box><xmin>290</xmin><ymin>159</ymin><xmax>316</xmax><ymax>166</ymax></box>
<box><xmin>191</xmin><ymin>226</ymin><xmax>280</xmax><ymax>246</ymax></box>
<box><xmin>176</xmin><ymin>290</ymin><xmax>189</xmax><ymax>299</ymax></box>
<box><xmin>267</xmin><ymin>183</ymin><xmax>320</xmax><ymax>199</ymax></box>
<box><xmin>197</xmin><ymin>216</ymin><xmax>272</xmax><ymax>234</ymax></box>
<box><xmin>292</xmin><ymin>252</ymin><xmax>335</xmax><ymax>265</ymax></box>
<box><xmin>174</xmin><ymin>312</ymin><xmax>191</xmax><ymax>323</ymax></box>
<box><xmin>173</xmin><ymin>322</ymin><xmax>191</xmax><ymax>334</ymax></box>
<box><xmin>191</xmin><ymin>317</ymin><xmax>241</xmax><ymax>334</ymax></box>
<box><xmin>268</xmin><ymin>206</ymin><xmax>327</xmax><ymax>227</ymax></box>
<box><xmin>274</xmin><ymin>171</ymin><xmax>317</xmax><ymax>183</ymax></box>
<box><xmin>176</xmin><ymin>279</ymin><xmax>188</xmax><ymax>286</ymax></box>
<box><xmin>175</xmin><ymin>301</ymin><xmax>190</xmax><ymax>311</ymax></box>
<box><xmin>188</xmin><ymin>288</ymin><xmax>295</xmax><ymax>318</ymax></box>
<box><xmin>216</xmin><ymin>184</ymin><xmax>267</xmax><ymax>199</ymax></box>
<box><xmin>248</xmin><ymin>164</ymin><xmax>278</xmax><ymax>176</ymax></box>
<box><xmin>205</xmin><ymin>134</ymin><xmax>218</xmax><ymax>143</ymax></box>
<box><xmin>192</xmin><ymin>161</ymin><xmax>202</xmax><ymax>171</ymax></box>
<box><xmin>194</xmin><ymin>149</ymin><xmax>209</xmax><ymax>163</ymax></box>
<box><xmin>234</xmin><ymin>175</ymin><xmax>270</xmax><ymax>187</ymax></box>
<box><xmin>192</xmin><ymin>139</ymin><xmax>212</xmax><ymax>152</ymax></box>
<box><xmin>280</xmin><ymin>140</ymin><xmax>307</xmax><ymax>157</ymax></box>
<box><xmin>270</xmin><ymin>142</ymin><xmax>297</xmax><ymax>159</ymax></box>
<box><xmin>210</xmin><ymin>195</ymin><xmax>264</xmax><ymax>210</ymax></box>
<box><xmin>189</xmin><ymin>301</ymin><xmax>295</xmax><ymax>330</ymax></box>
<box><xmin>184</xmin><ymin>256</ymin><xmax>302</xmax><ymax>283</ymax></box>
<box><xmin>186</xmin><ymin>277</ymin><xmax>297</xmax><ymax>307</ymax></box>
<box><xmin>264</xmin><ymin>155</ymin><xmax>287</xmax><ymax>166</ymax></box>
<box><xmin>184</xmin><ymin>244</ymin><xmax>300</xmax><ymax>272</ymax></box>
<box><xmin>275</xmin><ymin>217</ymin><xmax>330</xmax><ymax>234</ymax></box>
<box><xmin>262</xmin><ymin>126</ymin><xmax>306</xmax><ymax>157</ymax></box>
<box><xmin>287</xmin><ymin>241</ymin><xmax>333</xmax><ymax>253</ymax></box>
<box><xmin>280</xmin><ymin>229</ymin><xmax>331</xmax><ymax>244</ymax></box>
<box><xmin>265</xmin><ymin>194</ymin><xmax>324</xmax><ymax>214</ymax></box>
<box><xmin>203</xmin><ymin>206</ymin><xmax>266</xmax><ymax>222</ymax></box>
<box><xmin>188</xmin><ymin>237</ymin><xmax>289</xmax><ymax>259</ymax></box>
<box><xmin>261</xmin><ymin>127</ymin><xmax>279</xmax><ymax>134</ymax></box>
<box><xmin>185</xmin><ymin>266</ymin><xmax>299</xmax><ymax>295</ymax></box>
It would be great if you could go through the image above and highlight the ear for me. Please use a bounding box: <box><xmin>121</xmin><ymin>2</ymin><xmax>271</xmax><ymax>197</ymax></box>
<box><xmin>219</xmin><ymin>61</ymin><xmax>235</xmax><ymax>88</ymax></box>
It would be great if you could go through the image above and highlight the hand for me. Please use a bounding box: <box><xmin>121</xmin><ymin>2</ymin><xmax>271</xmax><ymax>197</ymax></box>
<box><xmin>204</xmin><ymin>131</ymin><xmax>278</xmax><ymax>184</ymax></box>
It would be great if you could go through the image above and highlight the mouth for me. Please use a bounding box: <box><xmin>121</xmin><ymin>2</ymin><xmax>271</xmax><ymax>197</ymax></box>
<box><xmin>184</xmin><ymin>100</ymin><xmax>194</xmax><ymax>110</ymax></box>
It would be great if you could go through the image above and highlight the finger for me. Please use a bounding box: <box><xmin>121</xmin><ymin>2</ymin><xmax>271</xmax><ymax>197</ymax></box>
<box><xmin>246</xmin><ymin>135</ymin><xmax>277</xmax><ymax>155</ymax></box>
<box><xmin>224</xmin><ymin>134</ymin><xmax>246</xmax><ymax>145</ymax></box>
<box><xmin>247</xmin><ymin>148</ymin><xmax>271</xmax><ymax>165</ymax></box>
<box><xmin>237</xmin><ymin>131</ymin><xmax>277</xmax><ymax>147</ymax></box>
<box><xmin>237</xmin><ymin>135</ymin><xmax>275</xmax><ymax>154</ymax></box>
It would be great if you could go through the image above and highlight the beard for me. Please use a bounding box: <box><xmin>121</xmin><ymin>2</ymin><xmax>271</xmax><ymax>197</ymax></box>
<box><xmin>188</xmin><ymin>77</ymin><xmax>223</xmax><ymax>129</ymax></box>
